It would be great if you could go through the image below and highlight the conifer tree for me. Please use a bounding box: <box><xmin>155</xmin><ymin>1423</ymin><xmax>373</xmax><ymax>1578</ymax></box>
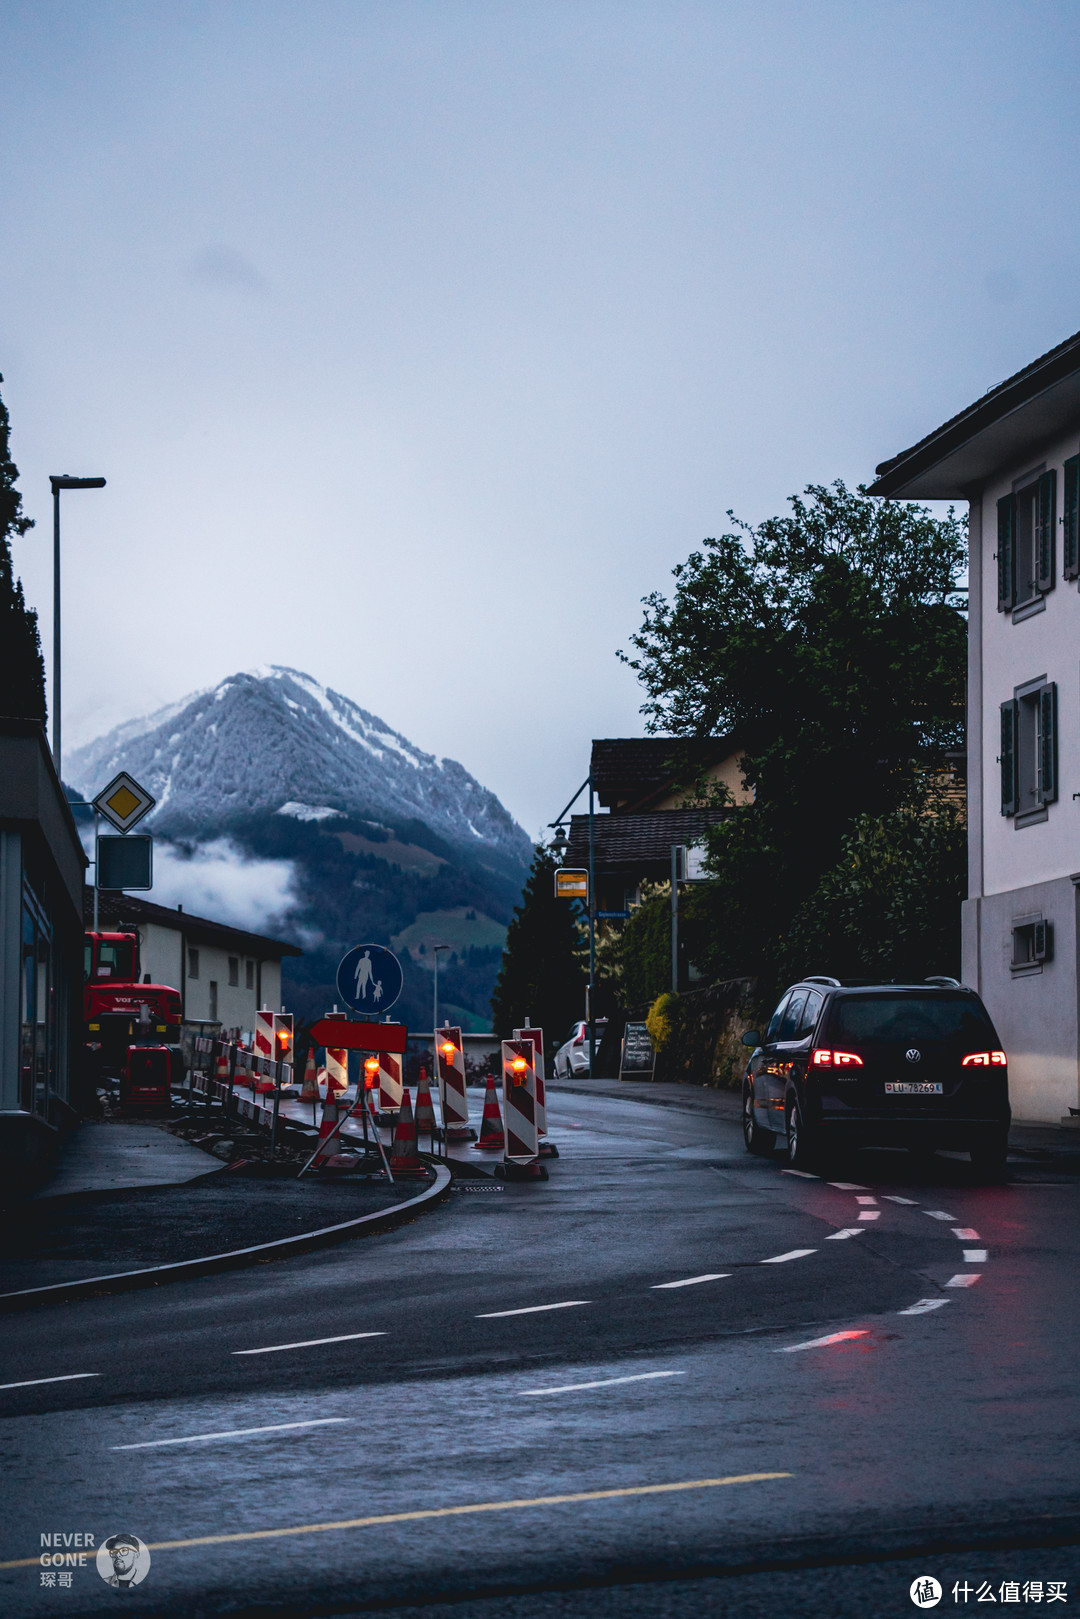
<box><xmin>490</xmin><ymin>844</ymin><xmax>586</xmax><ymax>1039</ymax></box>
<box><xmin>0</xmin><ymin>374</ymin><xmax>46</xmax><ymax>724</ymax></box>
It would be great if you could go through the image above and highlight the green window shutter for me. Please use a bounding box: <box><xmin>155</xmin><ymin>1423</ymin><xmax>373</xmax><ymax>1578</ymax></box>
<box><xmin>997</xmin><ymin>494</ymin><xmax>1015</xmax><ymax>610</ymax></box>
<box><xmin>1064</xmin><ymin>456</ymin><xmax>1080</xmax><ymax>581</ymax></box>
<box><xmin>1000</xmin><ymin>700</ymin><xmax>1018</xmax><ymax>816</ymax></box>
<box><xmin>1036</xmin><ymin>470</ymin><xmax>1056</xmax><ymax>593</ymax></box>
<box><xmin>1038</xmin><ymin>682</ymin><xmax>1058</xmax><ymax>804</ymax></box>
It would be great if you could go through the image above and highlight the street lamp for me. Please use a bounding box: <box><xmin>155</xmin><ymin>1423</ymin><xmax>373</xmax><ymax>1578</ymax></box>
<box><xmin>48</xmin><ymin>474</ymin><xmax>106</xmax><ymax>777</ymax></box>
<box><xmin>432</xmin><ymin>945</ymin><xmax>450</xmax><ymax>1060</ymax></box>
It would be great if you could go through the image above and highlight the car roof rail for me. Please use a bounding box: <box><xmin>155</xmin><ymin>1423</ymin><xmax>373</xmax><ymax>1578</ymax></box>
<box><xmin>802</xmin><ymin>976</ymin><xmax>841</xmax><ymax>988</ymax></box>
<box><xmin>924</xmin><ymin>975</ymin><xmax>961</xmax><ymax>988</ymax></box>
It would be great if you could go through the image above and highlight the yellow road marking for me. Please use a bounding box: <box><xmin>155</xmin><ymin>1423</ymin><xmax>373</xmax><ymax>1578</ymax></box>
<box><xmin>0</xmin><ymin>1473</ymin><xmax>790</xmax><ymax>1569</ymax></box>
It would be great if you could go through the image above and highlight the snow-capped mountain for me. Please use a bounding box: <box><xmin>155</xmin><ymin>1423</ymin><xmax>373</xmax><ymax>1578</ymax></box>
<box><xmin>67</xmin><ymin>666</ymin><xmax>531</xmax><ymax>864</ymax></box>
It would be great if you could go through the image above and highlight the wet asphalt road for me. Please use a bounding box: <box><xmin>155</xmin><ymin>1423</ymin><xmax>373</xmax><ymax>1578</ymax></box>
<box><xmin>2</xmin><ymin>1088</ymin><xmax>1079</xmax><ymax>1617</ymax></box>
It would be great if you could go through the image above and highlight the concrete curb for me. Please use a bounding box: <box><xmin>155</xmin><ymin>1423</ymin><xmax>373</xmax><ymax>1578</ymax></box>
<box><xmin>0</xmin><ymin>1162</ymin><xmax>452</xmax><ymax>1313</ymax></box>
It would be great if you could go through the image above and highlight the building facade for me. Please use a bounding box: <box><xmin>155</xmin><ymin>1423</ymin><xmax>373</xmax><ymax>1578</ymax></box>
<box><xmin>0</xmin><ymin>719</ymin><xmax>87</xmax><ymax>1178</ymax></box>
<box><xmin>871</xmin><ymin>331</ymin><xmax>1080</xmax><ymax>1122</ymax></box>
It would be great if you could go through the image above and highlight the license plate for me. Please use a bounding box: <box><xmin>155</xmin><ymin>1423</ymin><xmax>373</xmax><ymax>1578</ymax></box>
<box><xmin>884</xmin><ymin>1082</ymin><xmax>943</xmax><ymax>1096</ymax></box>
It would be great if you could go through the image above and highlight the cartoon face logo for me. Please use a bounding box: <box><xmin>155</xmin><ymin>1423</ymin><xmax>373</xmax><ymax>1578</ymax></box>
<box><xmin>905</xmin><ymin>1048</ymin><xmax>922</xmax><ymax>1063</ymax></box>
<box><xmin>96</xmin><ymin>1534</ymin><xmax>151</xmax><ymax>1588</ymax></box>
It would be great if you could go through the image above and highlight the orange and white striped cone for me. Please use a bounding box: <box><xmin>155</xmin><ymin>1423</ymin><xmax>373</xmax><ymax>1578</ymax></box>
<box><xmin>472</xmin><ymin>1073</ymin><xmax>505</xmax><ymax>1150</ymax></box>
<box><xmin>313</xmin><ymin>1094</ymin><xmax>342</xmax><ymax>1165</ymax></box>
<box><xmin>388</xmin><ymin>1089</ymin><xmax>429</xmax><ymax>1177</ymax></box>
<box><xmin>300</xmin><ymin>1050</ymin><xmax>320</xmax><ymax>1103</ymax></box>
<box><xmin>414</xmin><ymin>1067</ymin><xmax>437</xmax><ymax>1147</ymax></box>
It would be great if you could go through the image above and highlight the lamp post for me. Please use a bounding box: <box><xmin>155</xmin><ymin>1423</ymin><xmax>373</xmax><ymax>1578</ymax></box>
<box><xmin>432</xmin><ymin>942</ymin><xmax>450</xmax><ymax>1072</ymax></box>
<box><xmin>48</xmin><ymin>474</ymin><xmax>106</xmax><ymax>778</ymax></box>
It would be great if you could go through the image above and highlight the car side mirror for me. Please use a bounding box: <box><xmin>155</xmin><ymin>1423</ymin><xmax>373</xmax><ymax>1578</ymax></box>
<box><xmin>741</xmin><ymin>1030</ymin><xmax>760</xmax><ymax>1048</ymax></box>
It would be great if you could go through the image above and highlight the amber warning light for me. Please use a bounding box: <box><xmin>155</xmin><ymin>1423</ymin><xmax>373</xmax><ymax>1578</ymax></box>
<box><xmin>364</xmin><ymin>1056</ymin><xmax>379</xmax><ymax>1089</ymax></box>
<box><xmin>441</xmin><ymin>1041</ymin><xmax>456</xmax><ymax>1058</ymax></box>
<box><xmin>510</xmin><ymin>1057</ymin><xmax>529</xmax><ymax>1073</ymax></box>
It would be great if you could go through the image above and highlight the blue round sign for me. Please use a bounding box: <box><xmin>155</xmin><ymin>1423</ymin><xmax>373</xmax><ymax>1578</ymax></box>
<box><xmin>336</xmin><ymin>943</ymin><xmax>403</xmax><ymax>1015</ymax></box>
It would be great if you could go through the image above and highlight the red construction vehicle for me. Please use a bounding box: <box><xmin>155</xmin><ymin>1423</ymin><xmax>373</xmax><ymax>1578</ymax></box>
<box><xmin>84</xmin><ymin>931</ymin><xmax>183</xmax><ymax>1102</ymax></box>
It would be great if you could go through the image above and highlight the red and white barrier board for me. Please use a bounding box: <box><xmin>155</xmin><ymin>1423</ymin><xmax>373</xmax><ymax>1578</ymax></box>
<box><xmin>325</xmin><ymin>1047</ymin><xmax>349</xmax><ymax>1095</ymax></box>
<box><xmin>378</xmin><ymin>1050</ymin><xmax>403</xmax><ymax>1112</ymax></box>
<box><xmin>513</xmin><ymin>1025</ymin><xmax>546</xmax><ymax>1137</ymax></box>
<box><xmin>255</xmin><ymin>1009</ymin><xmax>275</xmax><ymax>1062</ymax></box>
<box><xmin>501</xmin><ymin>1038</ymin><xmax>539</xmax><ymax>1165</ymax></box>
<box><xmin>436</xmin><ymin>1024</ymin><xmax>471</xmax><ymax>1138</ymax></box>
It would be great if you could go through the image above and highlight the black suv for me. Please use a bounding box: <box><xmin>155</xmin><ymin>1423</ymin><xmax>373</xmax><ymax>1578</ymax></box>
<box><xmin>741</xmin><ymin>977</ymin><xmax>1010</xmax><ymax>1177</ymax></box>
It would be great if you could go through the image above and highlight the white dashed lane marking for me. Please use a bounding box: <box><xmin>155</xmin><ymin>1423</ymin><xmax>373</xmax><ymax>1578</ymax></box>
<box><xmin>825</xmin><ymin>1228</ymin><xmax>866</xmax><ymax>1240</ymax></box>
<box><xmin>898</xmin><ymin>1298</ymin><xmax>950</xmax><ymax>1314</ymax></box>
<box><xmin>782</xmin><ymin>1169</ymin><xmax>819</xmax><ymax>1179</ymax></box>
<box><xmin>854</xmin><ymin>1196</ymin><xmax>878</xmax><ymax>1205</ymax></box>
<box><xmin>477</xmin><ymin>1301</ymin><xmax>592</xmax><ymax>1318</ymax></box>
<box><xmin>112</xmin><ymin>1419</ymin><xmax>350</xmax><ymax>1451</ymax></box>
<box><xmin>827</xmin><ymin>1182</ymin><xmax>867</xmax><ymax>1191</ymax></box>
<box><xmin>945</xmin><ymin>1274</ymin><xmax>980</xmax><ymax>1288</ymax></box>
<box><xmin>952</xmin><ymin>1228</ymin><xmax>980</xmax><ymax>1241</ymax></box>
<box><xmin>651</xmin><ymin>1274</ymin><xmax>731</xmax><ymax>1289</ymax></box>
<box><xmin>760</xmin><ymin>1250</ymin><xmax>816</xmax><ymax>1264</ymax></box>
<box><xmin>925</xmin><ymin>1211</ymin><xmax>959</xmax><ymax>1222</ymax></box>
<box><xmin>857</xmin><ymin>1211</ymin><xmax>880</xmax><ymax>1221</ymax></box>
<box><xmin>233</xmin><ymin>1332</ymin><xmax>386</xmax><ymax>1356</ymax></box>
<box><xmin>777</xmin><ymin>1330</ymin><xmax>869</xmax><ymax>1353</ymax></box>
<box><xmin>0</xmin><ymin>1373</ymin><xmax>101</xmax><ymax>1391</ymax></box>
<box><xmin>963</xmin><ymin>1249</ymin><xmax>988</xmax><ymax>1263</ymax></box>
<box><xmin>883</xmin><ymin>1196</ymin><xmax>918</xmax><ymax>1205</ymax></box>
<box><xmin>520</xmin><ymin>1372</ymin><xmax>686</xmax><ymax>1395</ymax></box>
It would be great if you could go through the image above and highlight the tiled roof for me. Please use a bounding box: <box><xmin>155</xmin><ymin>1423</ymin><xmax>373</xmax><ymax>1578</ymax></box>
<box><xmin>564</xmin><ymin>809</ymin><xmax>728</xmax><ymax>871</ymax></box>
<box><xmin>869</xmin><ymin>327</ymin><xmax>1080</xmax><ymax>497</ymax></box>
<box><xmin>84</xmin><ymin>889</ymin><xmax>303</xmax><ymax>957</ymax></box>
<box><xmin>590</xmin><ymin>736</ymin><xmax>737</xmax><ymax>807</ymax></box>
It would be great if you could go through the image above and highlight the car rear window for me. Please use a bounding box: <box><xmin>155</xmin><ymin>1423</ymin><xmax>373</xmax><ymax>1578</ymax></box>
<box><xmin>831</xmin><ymin>995</ymin><xmax>994</xmax><ymax>1045</ymax></box>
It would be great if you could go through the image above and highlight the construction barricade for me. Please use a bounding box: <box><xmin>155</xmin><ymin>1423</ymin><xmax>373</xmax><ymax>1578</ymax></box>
<box><xmin>498</xmin><ymin>1039</ymin><xmax>547</xmax><ymax>1180</ymax></box>
<box><xmin>514</xmin><ymin>1023</ymin><xmax>557</xmax><ymax>1158</ymax></box>
<box><xmin>436</xmin><ymin>1024</ymin><xmax>474</xmax><ymax>1140</ymax></box>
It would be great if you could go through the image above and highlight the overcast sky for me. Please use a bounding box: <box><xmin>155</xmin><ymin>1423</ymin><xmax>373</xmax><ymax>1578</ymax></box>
<box><xmin>3</xmin><ymin>1</ymin><xmax>1080</xmax><ymax>839</ymax></box>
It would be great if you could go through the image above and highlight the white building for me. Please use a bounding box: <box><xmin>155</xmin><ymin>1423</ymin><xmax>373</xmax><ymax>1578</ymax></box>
<box><xmin>86</xmin><ymin>889</ymin><xmax>301</xmax><ymax>1035</ymax></box>
<box><xmin>871</xmin><ymin>331</ymin><xmax>1080</xmax><ymax>1122</ymax></box>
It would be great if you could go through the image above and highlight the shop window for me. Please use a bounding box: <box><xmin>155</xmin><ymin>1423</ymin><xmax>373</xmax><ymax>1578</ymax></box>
<box><xmin>228</xmin><ymin>956</ymin><xmax>239</xmax><ymax>987</ymax></box>
<box><xmin>187</xmin><ymin>947</ymin><xmax>199</xmax><ymax>979</ymax></box>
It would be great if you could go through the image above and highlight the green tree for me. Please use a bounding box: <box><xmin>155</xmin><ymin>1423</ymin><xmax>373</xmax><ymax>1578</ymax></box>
<box><xmin>490</xmin><ymin>844</ymin><xmax>586</xmax><ymax>1040</ymax></box>
<box><xmin>775</xmin><ymin>787</ymin><xmax>965</xmax><ymax>985</ymax></box>
<box><xmin>623</xmin><ymin>482</ymin><xmax>967</xmax><ymax>999</ymax></box>
<box><xmin>0</xmin><ymin>374</ymin><xmax>46</xmax><ymax>725</ymax></box>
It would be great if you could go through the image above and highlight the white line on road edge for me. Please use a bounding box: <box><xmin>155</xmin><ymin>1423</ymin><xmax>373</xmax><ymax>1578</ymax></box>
<box><xmin>781</xmin><ymin>1169</ymin><xmax>819</xmax><ymax>1178</ymax></box>
<box><xmin>760</xmin><ymin>1249</ymin><xmax>816</xmax><ymax>1264</ymax></box>
<box><xmin>827</xmin><ymin>1182</ymin><xmax>867</xmax><ymax>1191</ymax></box>
<box><xmin>233</xmin><ymin>1332</ymin><xmax>386</xmax><ymax>1356</ymax></box>
<box><xmin>111</xmin><ymin>1419</ymin><xmax>350</xmax><ymax>1451</ymax></box>
<box><xmin>898</xmin><ymin>1299</ymin><xmax>950</xmax><ymax>1314</ymax></box>
<box><xmin>857</xmin><ymin>1211</ymin><xmax>881</xmax><ymax>1221</ymax></box>
<box><xmin>0</xmin><ymin>1474</ymin><xmax>794</xmax><ymax>1568</ymax></box>
<box><xmin>0</xmin><ymin>1373</ymin><xmax>101</xmax><ymax>1391</ymax></box>
<box><xmin>963</xmin><ymin>1249</ymin><xmax>988</xmax><ymax>1264</ymax></box>
<box><xmin>825</xmin><ymin>1228</ymin><xmax>866</xmax><ymax>1240</ymax></box>
<box><xmin>952</xmin><ymin>1227</ymin><xmax>980</xmax><ymax>1240</ymax></box>
<box><xmin>777</xmin><ymin>1330</ymin><xmax>869</xmax><ymax>1353</ymax></box>
<box><xmin>651</xmin><ymin>1274</ymin><xmax>731</xmax><ymax>1289</ymax></box>
<box><xmin>477</xmin><ymin>1301</ymin><xmax>591</xmax><ymax>1318</ymax></box>
<box><xmin>520</xmin><ymin>1372</ymin><xmax>687</xmax><ymax>1395</ymax></box>
<box><xmin>883</xmin><ymin>1196</ymin><xmax>918</xmax><ymax>1205</ymax></box>
<box><xmin>945</xmin><ymin>1274</ymin><xmax>980</xmax><ymax>1288</ymax></box>
<box><xmin>925</xmin><ymin>1210</ymin><xmax>959</xmax><ymax>1221</ymax></box>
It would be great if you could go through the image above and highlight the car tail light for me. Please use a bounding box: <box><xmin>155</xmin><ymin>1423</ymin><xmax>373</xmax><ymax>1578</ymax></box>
<box><xmin>811</xmin><ymin>1049</ymin><xmax>864</xmax><ymax>1067</ymax></box>
<box><xmin>573</xmin><ymin>1029</ymin><xmax>585</xmax><ymax>1045</ymax></box>
<box><xmin>961</xmin><ymin>1051</ymin><xmax>1007</xmax><ymax>1067</ymax></box>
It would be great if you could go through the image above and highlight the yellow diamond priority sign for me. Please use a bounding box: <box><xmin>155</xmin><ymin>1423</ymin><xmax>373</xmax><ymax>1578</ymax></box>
<box><xmin>93</xmin><ymin>772</ymin><xmax>156</xmax><ymax>834</ymax></box>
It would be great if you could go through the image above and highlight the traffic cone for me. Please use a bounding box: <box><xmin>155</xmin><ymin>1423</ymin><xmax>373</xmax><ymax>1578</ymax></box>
<box><xmin>388</xmin><ymin>1089</ymin><xmax>428</xmax><ymax>1176</ymax></box>
<box><xmin>472</xmin><ymin>1074</ymin><xmax>505</xmax><ymax>1150</ymax></box>
<box><xmin>313</xmin><ymin>1093</ymin><xmax>341</xmax><ymax>1164</ymax></box>
<box><xmin>300</xmin><ymin>1050</ymin><xmax>320</xmax><ymax>1103</ymax></box>
<box><xmin>414</xmin><ymin>1067</ymin><xmax>437</xmax><ymax>1146</ymax></box>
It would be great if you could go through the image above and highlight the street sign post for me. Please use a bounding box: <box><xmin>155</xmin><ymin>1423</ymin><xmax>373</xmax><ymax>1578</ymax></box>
<box><xmin>554</xmin><ymin>868</ymin><xmax>588</xmax><ymax>900</ymax></box>
<box><xmin>93</xmin><ymin>772</ymin><xmax>156</xmax><ymax>833</ymax></box>
<box><xmin>336</xmin><ymin>944</ymin><xmax>403</xmax><ymax>1014</ymax></box>
<box><xmin>97</xmin><ymin>834</ymin><xmax>153</xmax><ymax>891</ymax></box>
